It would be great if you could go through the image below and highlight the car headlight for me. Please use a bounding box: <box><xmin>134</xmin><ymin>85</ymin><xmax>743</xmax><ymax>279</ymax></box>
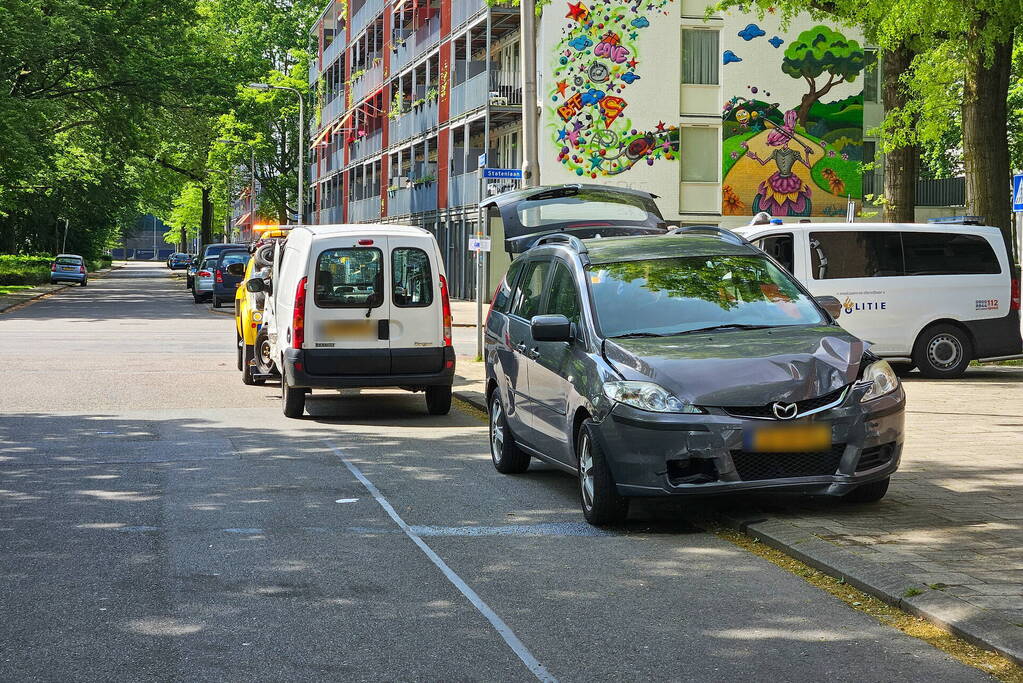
<box><xmin>603</xmin><ymin>381</ymin><xmax>703</xmax><ymax>414</ymax></box>
<box><xmin>859</xmin><ymin>360</ymin><xmax>900</xmax><ymax>402</ymax></box>
<box><xmin>252</xmin><ymin>312</ymin><xmax>262</xmax><ymax>322</ymax></box>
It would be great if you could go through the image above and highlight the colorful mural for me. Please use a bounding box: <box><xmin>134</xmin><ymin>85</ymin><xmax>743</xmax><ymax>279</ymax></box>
<box><xmin>721</xmin><ymin>24</ymin><xmax>865</xmax><ymax>217</ymax></box>
<box><xmin>547</xmin><ymin>0</ymin><xmax>678</xmax><ymax>177</ymax></box>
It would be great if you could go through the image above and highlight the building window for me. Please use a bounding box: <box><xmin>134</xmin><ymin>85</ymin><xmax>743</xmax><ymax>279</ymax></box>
<box><xmin>681</xmin><ymin>29</ymin><xmax>719</xmax><ymax>85</ymax></box>
<box><xmin>863</xmin><ymin>49</ymin><xmax>879</xmax><ymax>103</ymax></box>
<box><xmin>680</xmin><ymin>127</ymin><xmax>718</xmax><ymax>182</ymax></box>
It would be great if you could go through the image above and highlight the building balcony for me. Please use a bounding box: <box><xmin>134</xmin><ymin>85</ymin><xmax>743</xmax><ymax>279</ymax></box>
<box><xmin>349</xmin><ymin>196</ymin><xmax>382</xmax><ymax>222</ymax></box>
<box><xmin>451</xmin><ymin>0</ymin><xmax>486</xmax><ymax>29</ymax></box>
<box><xmin>350</xmin><ymin>62</ymin><xmax>384</xmax><ymax>103</ymax></box>
<box><xmin>387</xmin><ymin>183</ymin><xmax>438</xmax><ymax>216</ymax></box>
<box><xmin>348</xmin><ymin>128</ymin><xmax>383</xmax><ymax>163</ymax></box>
<box><xmin>350</xmin><ymin>0</ymin><xmax>383</xmax><ymax>38</ymax></box>
<box><xmin>309</xmin><ymin>57</ymin><xmax>319</xmax><ymax>84</ymax></box>
<box><xmin>388</xmin><ymin>100</ymin><xmax>438</xmax><ymax>143</ymax></box>
<box><xmin>449</xmin><ymin>70</ymin><xmax>487</xmax><ymax>118</ymax></box>
<box><xmin>449</xmin><ymin>171</ymin><xmax>479</xmax><ymax>208</ymax></box>
<box><xmin>319</xmin><ymin>94</ymin><xmax>345</xmax><ymax>128</ymax></box>
<box><xmin>392</xmin><ymin>16</ymin><xmax>440</xmax><ymax>73</ymax></box>
<box><xmin>319</xmin><ymin>205</ymin><xmax>343</xmax><ymax>224</ymax></box>
<box><xmin>322</xmin><ymin>36</ymin><xmax>343</xmax><ymax>70</ymax></box>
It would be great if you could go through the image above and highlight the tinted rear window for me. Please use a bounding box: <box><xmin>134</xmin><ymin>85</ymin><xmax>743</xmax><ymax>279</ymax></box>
<box><xmin>493</xmin><ymin>259</ymin><xmax>525</xmax><ymax>313</ymax></box>
<box><xmin>902</xmin><ymin>232</ymin><xmax>1000</xmax><ymax>275</ymax></box>
<box><xmin>809</xmin><ymin>230</ymin><xmax>1000</xmax><ymax>279</ymax></box>
<box><xmin>55</xmin><ymin>257</ymin><xmax>82</xmax><ymax>265</ymax></box>
<box><xmin>315</xmin><ymin>248</ymin><xmax>384</xmax><ymax>308</ymax></box>
<box><xmin>219</xmin><ymin>252</ymin><xmax>248</xmax><ymax>267</ymax></box>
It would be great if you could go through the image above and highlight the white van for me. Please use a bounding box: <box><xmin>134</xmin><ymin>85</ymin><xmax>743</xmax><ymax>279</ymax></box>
<box><xmin>252</xmin><ymin>224</ymin><xmax>455</xmax><ymax>417</ymax></box>
<box><xmin>734</xmin><ymin>222</ymin><xmax>1022</xmax><ymax>378</ymax></box>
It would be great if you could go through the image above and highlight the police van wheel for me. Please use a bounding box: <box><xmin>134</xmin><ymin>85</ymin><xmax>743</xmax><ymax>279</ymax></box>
<box><xmin>913</xmin><ymin>324</ymin><xmax>972</xmax><ymax>379</ymax></box>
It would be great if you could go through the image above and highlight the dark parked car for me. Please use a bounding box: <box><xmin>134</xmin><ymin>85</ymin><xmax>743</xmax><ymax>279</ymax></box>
<box><xmin>211</xmin><ymin>249</ymin><xmax>249</xmax><ymax>308</ymax></box>
<box><xmin>484</xmin><ymin>229</ymin><xmax>906</xmax><ymax>525</ymax></box>
<box><xmin>187</xmin><ymin>243</ymin><xmax>246</xmax><ymax>290</ymax></box>
<box><xmin>167</xmin><ymin>253</ymin><xmax>191</xmax><ymax>270</ymax></box>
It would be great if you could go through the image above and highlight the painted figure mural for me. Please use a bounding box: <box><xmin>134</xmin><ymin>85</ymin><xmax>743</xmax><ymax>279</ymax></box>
<box><xmin>722</xmin><ymin>23</ymin><xmax>865</xmax><ymax>218</ymax></box>
<box><xmin>547</xmin><ymin>0</ymin><xmax>678</xmax><ymax>177</ymax></box>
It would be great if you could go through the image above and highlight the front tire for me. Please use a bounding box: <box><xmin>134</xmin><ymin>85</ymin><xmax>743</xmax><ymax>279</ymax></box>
<box><xmin>241</xmin><ymin>344</ymin><xmax>263</xmax><ymax>385</ymax></box>
<box><xmin>577</xmin><ymin>421</ymin><xmax>629</xmax><ymax>526</ymax></box>
<box><xmin>912</xmin><ymin>324</ymin><xmax>972</xmax><ymax>379</ymax></box>
<box><xmin>425</xmin><ymin>385</ymin><xmax>452</xmax><ymax>415</ymax></box>
<box><xmin>80</xmin><ymin>279</ymin><xmax>87</xmax><ymax>287</ymax></box>
<box><xmin>489</xmin><ymin>392</ymin><xmax>530</xmax><ymax>473</ymax></box>
<box><xmin>192</xmin><ymin>291</ymin><xmax>202</xmax><ymax>304</ymax></box>
<box><xmin>211</xmin><ymin>295</ymin><xmax>220</xmax><ymax>308</ymax></box>
<box><xmin>281</xmin><ymin>374</ymin><xmax>306</xmax><ymax>418</ymax></box>
<box><xmin>236</xmin><ymin>332</ymin><xmax>244</xmax><ymax>371</ymax></box>
<box><xmin>844</xmin><ymin>476</ymin><xmax>890</xmax><ymax>503</ymax></box>
<box><xmin>255</xmin><ymin>330</ymin><xmax>276</xmax><ymax>376</ymax></box>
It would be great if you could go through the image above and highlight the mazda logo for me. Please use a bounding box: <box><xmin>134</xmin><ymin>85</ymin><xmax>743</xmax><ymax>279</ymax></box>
<box><xmin>772</xmin><ymin>402</ymin><xmax>798</xmax><ymax>420</ymax></box>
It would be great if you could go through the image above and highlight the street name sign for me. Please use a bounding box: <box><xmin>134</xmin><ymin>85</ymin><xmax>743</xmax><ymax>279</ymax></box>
<box><xmin>481</xmin><ymin>168</ymin><xmax>523</xmax><ymax>180</ymax></box>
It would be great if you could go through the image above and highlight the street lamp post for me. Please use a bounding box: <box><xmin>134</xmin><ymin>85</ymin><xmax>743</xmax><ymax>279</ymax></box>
<box><xmin>247</xmin><ymin>83</ymin><xmax>305</xmax><ymax>224</ymax></box>
<box><xmin>218</xmin><ymin>139</ymin><xmax>257</xmax><ymax>239</ymax></box>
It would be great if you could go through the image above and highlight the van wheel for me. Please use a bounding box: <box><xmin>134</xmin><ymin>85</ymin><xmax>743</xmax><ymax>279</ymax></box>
<box><xmin>889</xmin><ymin>362</ymin><xmax>915</xmax><ymax>377</ymax></box>
<box><xmin>489</xmin><ymin>392</ymin><xmax>530</xmax><ymax>473</ymax></box>
<box><xmin>912</xmin><ymin>324</ymin><xmax>972</xmax><ymax>379</ymax></box>
<box><xmin>236</xmin><ymin>332</ymin><xmax>244</xmax><ymax>371</ymax></box>
<box><xmin>844</xmin><ymin>476</ymin><xmax>890</xmax><ymax>503</ymax></box>
<box><xmin>577</xmin><ymin>421</ymin><xmax>629</xmax><ymax>526</ymax></box>
<box><xmin>282</xmin><ymin>375</ymin><xmax>306</xmax><ymax>418</ymax></box>
<box><xmin>425</xmin><ymin>385</ymin><xmax>452</xmax><ymax>415</ymax></box>
<box><xmin>255</xmin><ymin>331</ymin><xmax>276</xmax><ymax>376</ymax></box>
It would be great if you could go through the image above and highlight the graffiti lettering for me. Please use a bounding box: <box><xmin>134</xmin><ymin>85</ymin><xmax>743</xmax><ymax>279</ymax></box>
<box><xmin>594</xmin><ymin>40</ymin><xmax>630</xmax><ymax>63</ymax></box>
<box><xmin>557</xmin><ymin>92</ymin><xmax>584</xmax><ymax>121</ymax></box>
<box><xmin>598</xmin><ymin>96</ymin><xmax>627</xmax><ymax>127</ymax></box>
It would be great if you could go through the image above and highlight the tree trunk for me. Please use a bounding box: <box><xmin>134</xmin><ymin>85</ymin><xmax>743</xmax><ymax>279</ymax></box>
<box><xmin>796</xmin><ymin>91</ymin><xmax>817</xmax><ymax>128</ymax></box>
<box><xmin>178</xmin><ymin>226</ymin><xmax>187</xmax><ymax>253</ymax></box>
<box><xmin>962</xmin><ymin>28</ymin><xmax>1013</xmax><ymax>253</ymax></box>
<box><xmin>200</xmin><ymin>186</ymin><xmax>214</xmax><ymax>246</ymax></box>
<box><xmin>882</xmin><ymin>45</ymin><xmax>918</xmax><ymax>223</ymax></box>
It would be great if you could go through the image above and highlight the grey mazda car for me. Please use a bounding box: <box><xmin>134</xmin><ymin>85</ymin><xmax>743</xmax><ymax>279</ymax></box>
<box><xmin>484</xmin><ymin>229</ymin><xmax>906</xmax><ymax>525</ymax></box>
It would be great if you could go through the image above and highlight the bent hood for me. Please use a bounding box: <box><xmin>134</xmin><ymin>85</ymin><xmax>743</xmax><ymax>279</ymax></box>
<box><xmin>603</xmin><ymin>326</ymin><xmax>866</xmax><ymax>407</ymax></box>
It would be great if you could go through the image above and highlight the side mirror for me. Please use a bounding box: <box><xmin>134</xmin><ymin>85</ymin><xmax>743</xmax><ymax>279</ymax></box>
<box><xmin>225</xmin><ymin>262</ymin><xmax>246</xmax><ymax>277</ymax></box>
<box><xmin>815</xmin><ymin>295</ymin><xmax>842</xmax><ymax>319</ymax></box>
<box><xmin>245</xmin><ymin>277</ymin><xmax>266</xmax><ymax>293</ymax></box>
<box><xmin>531</xmin><ymin>314</ymin><xmax>572</xmax><ymax>342</ymax></box>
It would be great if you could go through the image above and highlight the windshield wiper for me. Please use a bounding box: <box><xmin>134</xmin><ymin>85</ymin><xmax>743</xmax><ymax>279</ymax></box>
<box><xmin>609</xmin><ymin>331</ymin><xmax>670</xmax><ymax>339</ymax></box>
<box><xmin>675</xmin><ymin>324</ymin><xmax>776</xmax><ymax>335</ymax></box>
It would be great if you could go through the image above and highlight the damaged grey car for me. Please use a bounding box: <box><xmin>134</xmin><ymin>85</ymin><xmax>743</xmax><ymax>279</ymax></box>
<box><xmin>484</xmin><ymin>228</ymin><xmax>905</xmax><ymax>526</ymax></box>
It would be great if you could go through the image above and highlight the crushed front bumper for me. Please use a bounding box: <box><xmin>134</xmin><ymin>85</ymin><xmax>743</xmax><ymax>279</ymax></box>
<box><xmin>591</xmin><ymin>383</ymin><xmax>905</xmax><ymax>498</ymax></box>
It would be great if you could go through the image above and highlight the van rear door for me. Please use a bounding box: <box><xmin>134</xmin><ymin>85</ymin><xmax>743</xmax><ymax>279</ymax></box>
<box><xmin>388</xmin><ymin>235</ymin><xmax>446</xmax><ymax>374</ymax></box>
<box><xmin>303</xmin><ymin>237</ymin><xmax>392</xmax><ymax>375</ymax></box>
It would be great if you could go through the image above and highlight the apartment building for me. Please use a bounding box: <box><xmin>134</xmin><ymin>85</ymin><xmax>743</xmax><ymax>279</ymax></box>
<box><xmin>308</xmin><ymin>0</ymin><xmax>525</xmax><ymax>298</ymax></box>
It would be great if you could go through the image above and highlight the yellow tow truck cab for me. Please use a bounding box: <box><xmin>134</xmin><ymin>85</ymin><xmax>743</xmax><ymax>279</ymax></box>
<box><xmin>235</xmin><ymin>225</ymin><xmax>290</xmax><ymax>385</ymax></box>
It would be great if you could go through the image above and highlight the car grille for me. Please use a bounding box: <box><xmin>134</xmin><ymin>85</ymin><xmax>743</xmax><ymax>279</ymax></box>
<box><xmin>855</xmin><ymin>443</ymin><xmax>895</xmax><ymax>472</ymax></box>
<box><xmin>730</xmin><ymin>444</ymin><xmax>845</xmax><ymax>481</ymax></box>
<box><xmin>723</xmin><ymin>385</ymin><xmax>849</xmax><ymax>420</ymax></box>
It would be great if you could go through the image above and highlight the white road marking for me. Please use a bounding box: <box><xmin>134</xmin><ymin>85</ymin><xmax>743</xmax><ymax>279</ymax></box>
<box><xmin>326</xmin><ymin>441</ymin><xmax>557</xmax><ymax>683</ymax></box>
<box><xmin>334</xmin><ymin>498</ymin><xmax>359</xmax><ymax>503</ymax></box>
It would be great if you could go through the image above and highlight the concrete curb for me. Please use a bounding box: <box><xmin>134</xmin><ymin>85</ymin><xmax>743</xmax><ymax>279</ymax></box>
<box><xmin>716</xmin><ymin>511</ymin><xmax>1023</xmax><ymax>665</ymax></box>
<box><xmin>0</xmin><ymin>264</ymin><xmax>121</xmax><ymax>314</ymax></box>
<box><xmin>453</xmin><ymin>388</ymin><xmax>487</xmax><ymax>413</ymax></box>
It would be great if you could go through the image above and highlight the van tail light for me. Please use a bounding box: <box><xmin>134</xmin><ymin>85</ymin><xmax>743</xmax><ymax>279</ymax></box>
<box><xmin>293</xmin><ymin>276</ymin><xmax>307</xmax><ymax>349</ymax></box>
<box><xmin>50</xmin><ymin>263</ymin><xmax>57</xmax><ymax>272</ymax></box>
<box><xmin>439</xmin><ymin>275</ymin><xmax>452</xmax><ymax>347</ymax></box>
<box><xmin>198</xmin><ymin>270</ymin><xmax>211</xmax><ymax>277</ymax></box>
<box><xmin>214</xmin><ymin>269</ymin><xmax>223</xmax><ymax>283</ymax></box>
<box><xmin>1011</xmin><ymin>277</ymin><xmax>1020</xmax><ymax>311</ymax></box>
<box><xmin>79</xmin><ymin>266</ymin><xmax>86</xmax><ymax>274</ymax></box>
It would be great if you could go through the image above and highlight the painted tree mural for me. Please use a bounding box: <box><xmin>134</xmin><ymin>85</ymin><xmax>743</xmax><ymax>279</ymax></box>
<box><xmin>548</xmin><ymin>0</ymin><xmax>678</xmax><ymax>177</ymax></box>
<box><xmin>782</xmin><ymin>26</ymin><xmax>865</xmax><ymax>126</ymax></box>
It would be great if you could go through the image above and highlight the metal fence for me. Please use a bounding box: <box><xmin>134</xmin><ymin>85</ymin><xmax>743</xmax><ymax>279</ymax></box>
<box><xmin>862</xmin><ymin>175</ymin><xmax>966</xmax><ymax>207</ymax></box>
<box><xmin>449</xmin><ymin>71</ymin><xmax>487</xmax><ymax>118</ymax></box>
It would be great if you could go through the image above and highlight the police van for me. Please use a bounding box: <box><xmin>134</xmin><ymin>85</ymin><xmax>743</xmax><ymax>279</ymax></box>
<box><xmin>735</xmin><ymin>222</ymin><xmax>1022</xmax><ymax>378</ymax></box>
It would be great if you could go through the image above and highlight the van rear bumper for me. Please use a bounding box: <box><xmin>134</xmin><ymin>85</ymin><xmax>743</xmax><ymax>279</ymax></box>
<box><xmin>283</xmin><ymin>347</ymin><xmax>455</xmax><ymax>390</ymax></box>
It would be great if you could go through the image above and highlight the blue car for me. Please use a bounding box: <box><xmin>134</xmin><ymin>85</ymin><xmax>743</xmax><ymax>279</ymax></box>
<box><xmin>50</xmin><ymin>254</ymin><xmax>88</xmax><ymax>286</ymax></box>
<box><xmin>211</xmin><ymin>249</ymin><xmax>249</xmax><ymax>308</ymax></box>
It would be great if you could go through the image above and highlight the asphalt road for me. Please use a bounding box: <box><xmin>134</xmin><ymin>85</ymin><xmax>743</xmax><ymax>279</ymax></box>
<box><xmin>0</xmin><ymin>263</ymin><xmax>994</xmax><ymax>681</ymax></box>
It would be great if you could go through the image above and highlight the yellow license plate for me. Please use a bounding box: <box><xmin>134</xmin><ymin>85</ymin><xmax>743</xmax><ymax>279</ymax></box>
<box><xmin>317</xmin><ymin>319</ymin><xmax>377</xmax><ymax>340</ymax></box>
<box><xmin>745</xmin><ymin>423</ymin><xmax>831</xmax><ymax>453</ymax></box>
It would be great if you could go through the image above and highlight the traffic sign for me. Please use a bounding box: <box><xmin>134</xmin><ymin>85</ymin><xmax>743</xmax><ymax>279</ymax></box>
<box><xmin>477</xmin><ymin>153</ymin><xmax>487</xmax><ymax>168</ymax></box>
<box><xmin>481</xmin><ymin>168</ymin><xmax>523</xmax><ymax>180</ymax></box>
<box><xmin>468</xmin><ymin>237</ymin><xmax>492</xmax><ymax>252</ymax></box>
<box><xmin>1013</xmin><ymin>174</ymin><xmax>1023</xmax><ymax>211</ymax></box>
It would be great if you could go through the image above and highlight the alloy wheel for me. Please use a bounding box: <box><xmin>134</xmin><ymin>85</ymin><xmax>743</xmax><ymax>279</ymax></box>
<box><xmin>490</xmin><ymin>399</ymin><xmax>504</xmax><ymax>464</ymax></box>
<box><xmin>579</xmin><ymin>432</ymin><xmax>594</xmax><ymax>511</ymax></box>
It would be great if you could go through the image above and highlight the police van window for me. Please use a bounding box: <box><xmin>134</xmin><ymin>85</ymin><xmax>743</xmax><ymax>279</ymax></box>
<box><xmin>510</xmin><ymin>260</ymin><xmax>552</xmax><ymax>320</ymax></box>
<box><xmin>902</xmin><ymin>232</ymin><xmax>1000</xmax><ymax>275</ymax></box>
<box><xmin>392</xmin><ymin>247</ymin><xmax>433</xmax><ymax>307</ymax></box>
<box><xmin>542</xmin><ymin>262</ymin><xmax>581</xmax><ymax>325</ymax></box>
<box><xmin>314</xmin><ymin>247</ymin><xmax>384</xmax><ymax>308</ymax></box>
<box><xmin>809</xmin><ymin>231</ymin><xmax>903</xmax><ymax>279</ymax></box>
<box><xmin>493</xmin><ymin>259</ymin><xmax>525</xmax><ymax>313</ymax></box>
<box><xmin>757</xmin><ymin>234</ymin><xmax>794</xmax><ymax>273</ymax></box>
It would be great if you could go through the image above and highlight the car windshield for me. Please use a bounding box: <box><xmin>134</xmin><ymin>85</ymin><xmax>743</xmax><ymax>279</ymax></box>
<box><xmin>589</xmin><ymin>255</ymin><xmax>825</xmax><ymax>338</ymax></box>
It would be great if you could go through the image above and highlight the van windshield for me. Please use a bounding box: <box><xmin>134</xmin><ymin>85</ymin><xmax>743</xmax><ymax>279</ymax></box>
<box><xmin>589</xmin><ymin>255</ymin><xmax>825</xmax><ymax>338</ymax></box>
<box><xmin>315</xmin><ymin>247</ymin><xmax>384</xmax><ymax>308</ymax></box>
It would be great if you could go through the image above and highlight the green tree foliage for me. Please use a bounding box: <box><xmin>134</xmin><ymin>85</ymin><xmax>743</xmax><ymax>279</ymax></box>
<box><xmin>781</xmin><ymin>26</ymin><xmax>865</xmax><ymax>127</ymax></box>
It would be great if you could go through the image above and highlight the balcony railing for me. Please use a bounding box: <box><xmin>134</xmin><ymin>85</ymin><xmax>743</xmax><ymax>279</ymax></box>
<box><xmin>349</xmin><ymin>0</ymin><xmax>383</xmax><ymax>38</ymax></box>
<box><xmin>490</xmin><ymin>70</ymin><xmax>522</xmax><ymax>106</ymax></box>
<box><xmin>322</xmin><ymin>36</ymin><xmax>343</xmax><ymax>69</ymax></box>
<box><xmin>387</xmin><ymin>183</ymin><xmax>438</xmax><ymax>216</ymax></box>
<box><xmin>449</xmin><ymin>171</ymin><xmax>479</xmax><ymax>208</ymax></box>
<box><xmin>309</xmin><ymin>57</ymin><xmax>320</xmax><ymax>84</ymax></box>
<box><xmin>348</xmin><ymin>128</ymin><xmax>383</xmax><ymax>163</ymax></box>
<box><xmin>449</xmin><ymin>71</ymin><xmax>487</xmax><ymax>118</ymax></box>
<box><xmin>391</xmin><ymin>16</ymin><xmax>440</xmax><ymax>73</ymax></box>
<box><xmin>350</xmin><ymin>62</ymin><xmax>383</xmax><ymax>103</ymax></box>
<box><xmin>413</xmin><ymin>100</ymin><xmax>439</xmax><ymax>133</ymax></box>
<box><xmin>451</xmin><ymin>0</ymin><xmax>485</xmax><ymax>28</ymax></box>
<box><xmin>320</xmin><ymin>94</ymin><xmax>345</xmax><ymax>127</ymax></box>
<box><xmin>349</xmin><ymin>196</ymin><xmax>382</xmax><ymax>223</ymax></box>
<box><xmin>319</xmin><ymin>206</ymin><xmax>343</xmax><ymax>224</ymax></box>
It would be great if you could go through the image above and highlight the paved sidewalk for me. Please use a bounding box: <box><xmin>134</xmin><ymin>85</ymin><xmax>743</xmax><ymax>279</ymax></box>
<box><xmin>450</xmin><ymin>298</ymin><xmax>484</xmax><ymax>327</ymax></box>
<box><xmin>0</xmin><ymin>263</ymin><xmax>121</xmax><ymax>314</ymax></box>
<box><xmin>451</xmin><ymin>361</ymin><xmax>1023</xmax><ymax>662</ymax></box>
